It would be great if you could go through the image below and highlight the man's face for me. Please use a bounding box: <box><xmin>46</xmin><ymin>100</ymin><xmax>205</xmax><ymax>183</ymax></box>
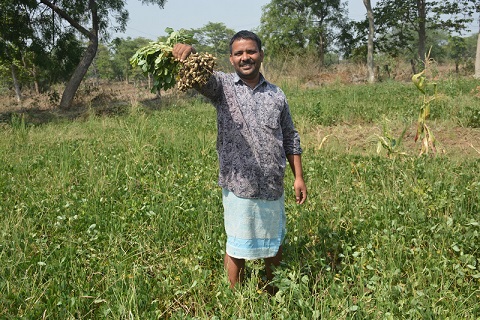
<box><xmin>229</xmin><ymin>38</ymin><xmax>264</xmax><ymax>81</ymax></box>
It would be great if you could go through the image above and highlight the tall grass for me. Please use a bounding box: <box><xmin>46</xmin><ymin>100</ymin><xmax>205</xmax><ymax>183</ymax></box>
<box><xmin>284</xmin><ymin>77</ymin><xmax>480</xmax><ymax>126</ymax></box>
<box><xmin>0</xmin><ymin>80</ymin><xmax>479</xmax><ymax>319</ymax></box>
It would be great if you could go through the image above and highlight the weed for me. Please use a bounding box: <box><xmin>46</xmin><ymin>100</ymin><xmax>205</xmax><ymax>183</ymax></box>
<box><xmin>412</xmin><ymin>57</ymin><xmax>437</xmax><ymax>156</ymax></box>
<box><xmin>373</xmin><ymin>117</ymin><xmax>408</xmax><ymax>158</ymax></box>
<box><xmin>465</xmin><ymin>105</ymin><xmax>480</xmax><ymax>128</ymax></box>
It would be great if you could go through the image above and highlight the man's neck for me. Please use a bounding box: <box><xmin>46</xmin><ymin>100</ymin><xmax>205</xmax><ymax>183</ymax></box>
<box><xmin>239</xmin><ymin>74</ymin><xmax>260</xmax><ymax>89</ymax></box>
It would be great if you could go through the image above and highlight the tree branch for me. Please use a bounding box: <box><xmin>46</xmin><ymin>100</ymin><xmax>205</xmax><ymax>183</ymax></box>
<box><xmin>39</xmin><ymin>0</ymin><xmax>93</xmax><ymax>39</ymax></box>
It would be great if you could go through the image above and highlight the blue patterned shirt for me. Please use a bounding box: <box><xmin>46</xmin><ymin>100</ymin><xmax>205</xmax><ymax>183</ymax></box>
<box><xmin>198</xmin><ymin>71</ymin><xmax>302</xmax><ymax>200</ymax></box>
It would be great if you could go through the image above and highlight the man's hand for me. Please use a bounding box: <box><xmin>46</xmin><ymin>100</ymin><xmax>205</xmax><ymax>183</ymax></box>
<box><xmin>172</xmin><ymin>43</ymin><xmax>196</xmax><ymax>61</ymax></box>
<box><xmin>287</xmin><ymin>154</ymin><xmax>307</xmax><ymax>204</ymax></box>
<box><xmin>294</xmin><ymin>177</ymin><xmax>307</xmax><ymax>204</ymax></box>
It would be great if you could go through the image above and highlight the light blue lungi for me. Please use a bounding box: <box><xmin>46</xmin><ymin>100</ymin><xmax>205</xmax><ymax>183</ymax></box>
<box><xmin>222</xmin><ymin>189</ymin><xmax>286</xmax><ymax>260</ymax></box>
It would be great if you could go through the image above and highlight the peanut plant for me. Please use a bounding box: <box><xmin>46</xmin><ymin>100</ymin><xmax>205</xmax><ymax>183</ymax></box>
<box><xmin>130</xmin><ymin>28</ymin><xmax>215</xmax><ymax>93</ymax></box>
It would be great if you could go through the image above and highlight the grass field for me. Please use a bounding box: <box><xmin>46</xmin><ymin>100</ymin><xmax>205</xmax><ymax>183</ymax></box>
<box><xmin>0</xmin><ymin>77</ymin><xmax>479</xmax><ymax>319</ymax></box>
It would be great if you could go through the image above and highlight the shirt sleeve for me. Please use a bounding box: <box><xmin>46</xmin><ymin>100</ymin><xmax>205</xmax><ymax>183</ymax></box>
<box><xmin>281</xmin><ymin>99</ymin><xmax>303</xmax><ymax>155</ymax></box>
<box><xmin>196</xmin><ymin>71</ymin><xmax>224</xmax><ymax>104</ymax></box>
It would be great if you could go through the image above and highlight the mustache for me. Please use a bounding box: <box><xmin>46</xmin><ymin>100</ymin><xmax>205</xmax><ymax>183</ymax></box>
<box><xmin>239</xmin><ymin>60</ymin><xmax>255</xmax><ymax>66</ymax></box>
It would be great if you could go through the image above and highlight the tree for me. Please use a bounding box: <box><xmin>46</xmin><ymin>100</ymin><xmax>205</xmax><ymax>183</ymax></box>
<box><xmin>37</xmin><ymin>0</ymin><xmax>167</xmax><ymax>110</ymax></box>
<box><xmin>193</xmin><ymin>23</ymin><xmax>235</xmax><ymax>54</ymax></box>
<box><xmin>363</xmin><ymin>0</ymin><xmax>375</xmax><ymax>83</ymax></box>
<box><xmin>191</xmin><ymin>22</ymin><xmax>235</xmax><ymax>70</ymax></box>
<box><xmin>90</xmin><ymin>43</ymin><xmax>111</xmax><ymax>81</ymax></box>
<box><xmin>110</xmin><ymin>37</ymin><xmax>152</xmax><ymax>83</ymax></box>
<box><xmin>259</xmin><ymin>2</ymin><xmax>311</xmax><ymax>57</ymax></box>
<box><xmin>0</xmin><ymin>0</ymin><xmax>39</xmax><ymax>101</ymax></box>
<box><xmin>192</xmin><ymin>23</ymin><xmax>235</xmax><ymax>55</ymax></box>
<box><xmin>447</xmin><ymin>36</ymin><xmax>468</xmax><ymax>73</ymax></box>
<box><xmin>259</xmin><ymin>0</ymin><xmax>349</xmax><ymax>65</ymax></box>
<box><xmin>1</xmin><ymin>0</ymin><xmax>89</xmax><ymax>100</ymax></box>
<box><xmin>375</xmin><ymin>0</ymin><xmax>477</xmax><ymax>64</ymax></box>
<box><xmin>475</xmin><ymin>16</ymin><xmax>480</xmax><ymax>79</ymax></box>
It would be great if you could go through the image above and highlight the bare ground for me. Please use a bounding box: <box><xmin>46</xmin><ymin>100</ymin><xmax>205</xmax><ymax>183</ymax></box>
<box><xmin>0</xmin><ymin>81</ymin><xmax>162</xmax><ymax>124</ymax></box>
<box><xmin>306</xmin><ymin>123</ymin><xmax>480</xmax><ymax>159</ymax></box>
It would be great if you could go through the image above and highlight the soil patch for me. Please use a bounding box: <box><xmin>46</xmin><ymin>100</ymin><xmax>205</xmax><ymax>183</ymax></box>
<box><xmin>306</xmin><ymin>123</ymin><xmax>480</xmax><ymax>159</ymax></box>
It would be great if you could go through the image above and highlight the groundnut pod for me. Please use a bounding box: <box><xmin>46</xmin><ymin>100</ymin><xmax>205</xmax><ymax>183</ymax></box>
<box><xmin>177</xmin><ymin>52</ymin><xmax>216</xmax><ymax>92</ymax></box>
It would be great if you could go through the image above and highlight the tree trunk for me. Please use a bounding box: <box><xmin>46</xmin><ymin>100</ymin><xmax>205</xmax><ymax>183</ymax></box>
<box><xmin>410</xmin><ymin>59</ymin><xmax>417</xmax><ymax>75</ymax></box>
<box><xmin>11</xmin><ymin>64</ymin><xmax>22</xmax><ymax>103</ymax></box>
<box><xmin>21</xmin><ymin>54</ymin><xmax>40</xmax><ymax>94</ymax></box>
<box><xmin>90</xmin><ymin>59</ymin><xmax>100</xmax><ymax>87</ymax></box>
<box><xmin>475</xmin><ymin>26</ymin><xmax>480</xmax><ymax>79</ymax></box>
<box><xmin>40</xmin><ymin>0</ymin><xmax>99</xmax><ymax>110</ymax></box>
<box><xmin>32</xmin><ymin>67</ymin><xmax>40</xmax><ymax>94</ymax></box>
<box><xmin>363</xmin><ymin>0</ymin><xmax>375</xmax><ymax>83</ymax></box>
<box><xmin>59</xmin><ymin>35</ymin><xmax>98</xmax><ymax>109</ymax></box>
<box><xmin>319</xmin><ymin>33</ymin><xmax>325</xmax><ymax>66</ymax></box>
<box><xmin>417</xmin><ymin>0</ymin><xmax>427</xmax><ymax>63</ymax></box>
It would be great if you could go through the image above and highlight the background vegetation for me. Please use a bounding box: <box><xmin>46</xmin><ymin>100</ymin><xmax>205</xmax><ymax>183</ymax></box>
<box><xmin>1</xmin><ymin>0</ymin><xmax>479</xmax><ymax>109</ymax></box>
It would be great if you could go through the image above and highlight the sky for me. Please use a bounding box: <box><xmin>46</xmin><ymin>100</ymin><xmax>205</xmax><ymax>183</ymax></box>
<box><xmin>114</xmin><ymin>0</ymin><xmax>378</xmax><ymax>40</ymax></box>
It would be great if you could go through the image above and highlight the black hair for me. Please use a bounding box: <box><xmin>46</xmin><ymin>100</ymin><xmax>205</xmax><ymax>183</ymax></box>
<box><xmin>229</xmin><ymin>30</ymin><xmax>262</xmax><ymax>53</ymax></box>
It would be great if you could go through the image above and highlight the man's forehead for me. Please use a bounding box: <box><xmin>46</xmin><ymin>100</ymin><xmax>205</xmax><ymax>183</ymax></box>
<box><xmin>231</xmin><ymin>39</ymin><xmax>259</xmax><ymax>51</ymax></box>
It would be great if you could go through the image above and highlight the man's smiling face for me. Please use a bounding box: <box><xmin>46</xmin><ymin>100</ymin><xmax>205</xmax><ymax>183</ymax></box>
<box><xmin>229</xmin><ymin>38</ymin><xmax>264</xmax><ymax>83</ymax></box>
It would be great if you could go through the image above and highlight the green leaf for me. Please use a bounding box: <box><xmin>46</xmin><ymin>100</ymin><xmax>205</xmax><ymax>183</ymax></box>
<box><xmin>128</xmin><ymin>28</ymin><xmax>200</xmax><ymax>91</ymax></box>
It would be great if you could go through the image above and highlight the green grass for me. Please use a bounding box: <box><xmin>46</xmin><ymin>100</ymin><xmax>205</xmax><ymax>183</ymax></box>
<box><xmin>0</xmin><ymin>79</ymin><xmax>479</xmax><ymax>319</ymax></box>
<box><xmin>284</xmin><ymin>78</ymin><xmax>480</xmax><ymax>126</ymax></box>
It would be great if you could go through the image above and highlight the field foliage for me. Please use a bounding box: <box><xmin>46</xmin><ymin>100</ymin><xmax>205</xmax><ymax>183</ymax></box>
<box><xmin>0</xmin><ymin>78</ymin><xmax>479</xmax><ymax>319</ymax></box>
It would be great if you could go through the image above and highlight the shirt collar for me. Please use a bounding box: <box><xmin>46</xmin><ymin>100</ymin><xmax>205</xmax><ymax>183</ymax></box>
<box><xmin>233</xmin><ymin>73</ymin><xmax>267</xmax><ymax>90</ymax></box>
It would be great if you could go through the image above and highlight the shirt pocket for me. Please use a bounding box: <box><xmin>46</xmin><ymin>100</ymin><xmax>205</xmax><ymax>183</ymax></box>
<box><xmin>260</xmin><ymin>108</ymin><xmax>281</xmax><ymax>130</ymax></box>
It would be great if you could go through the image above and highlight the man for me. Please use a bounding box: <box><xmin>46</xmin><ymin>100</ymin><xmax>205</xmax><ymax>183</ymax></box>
<box><xmin>172</xmin><ymin>30</ymin><xmax>307</xmax><ymax>290</ymax></box>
